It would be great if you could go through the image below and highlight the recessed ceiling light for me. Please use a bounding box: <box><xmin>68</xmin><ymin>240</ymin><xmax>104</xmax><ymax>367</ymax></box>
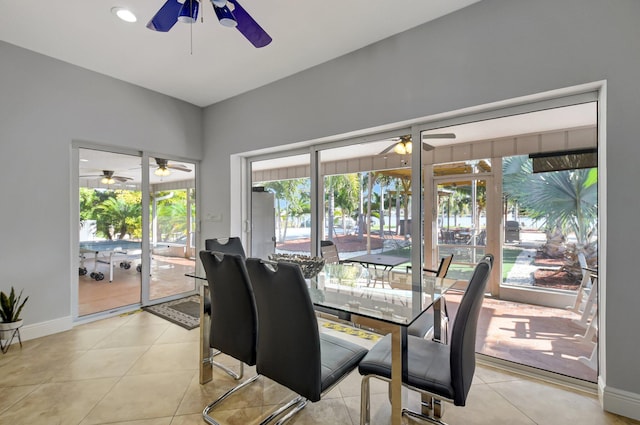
<box><xmin>112</xmin><ymin>7</ymin><xmax>137</xmax><ymax>23</ymax></box>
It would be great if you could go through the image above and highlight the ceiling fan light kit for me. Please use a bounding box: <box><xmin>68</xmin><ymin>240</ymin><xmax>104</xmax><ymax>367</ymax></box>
<box><xmin>147</xmin><ymin>0</ymin><xmax>271</xmax><ymax>47</ymax></box>
<box><xmin>177</xmin><ymin>0</ymin><xmax>199</xmax><ymax>23</ymax></box>
<box><xmin>379</xmin><ymin>133</ymin><xmax>456</xmax><ymax>155</ymax></box>
<box><xmin>154</xmin><ymin>167</ymin><xmax>172</xmax><ymax>177</ymax></box>
<box><xmin>393</xmin><ymin>141</ymin><xmax>412</xmax><ymax>155</ymax></box>
<box><xmin>213</xmin><ymin>4</ymin><xmax>238</xmax><ymax>27</ymax></box>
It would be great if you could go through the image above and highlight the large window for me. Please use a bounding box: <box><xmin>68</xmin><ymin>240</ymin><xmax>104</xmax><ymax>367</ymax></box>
<box><xmin>318</xmin><ymin>140</ymin><xmax>413</xmax><ymax>263</ymax></box>
<box><xmin>251</xmin><ymin>154</ymin><xmax>311</xmax><ymax>257</ymax></box>
<box><xmin>244</xmin><ymin>101</ymin><xmax>599</xmax><ymax>383</ymax></box>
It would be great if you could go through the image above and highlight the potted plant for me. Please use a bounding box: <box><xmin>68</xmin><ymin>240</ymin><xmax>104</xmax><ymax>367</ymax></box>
<box><xmin>0</xmin><ymin>287</ymin><xmax>28</xmax><ymax>331</ymax></box>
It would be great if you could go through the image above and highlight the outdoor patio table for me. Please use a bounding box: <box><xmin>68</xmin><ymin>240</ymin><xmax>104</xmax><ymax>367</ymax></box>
<box><xmin>345</xmin><ymin>253</ymin><xmax>409</xmax><ymax>287</ymax></box>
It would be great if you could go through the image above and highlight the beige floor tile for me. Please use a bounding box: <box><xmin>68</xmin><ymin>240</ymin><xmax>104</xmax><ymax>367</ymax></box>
<box><xmin>77</xmin><ymin>314</ymin><xmax>133</xmax><ymax>330</ymax></box>
<box><xmin>490</xmin><ymin>379</ymin><xmax>638</xmax><ymax>425</ymax></box>
<box><xmin>0</xmin><ymin>384</ymin><xmax>38</xmax><ymax>415</ymax></box>
<box><xmin>80</xmin><ymin>371</ymin><xmax>195</xmax><ymax>424</ymax></box>
<box><xmin>200</xmin><ymin>406</ymin><xmax>269</xmax><ymax>425</ymax></box>
<box><xmin>51</xmin><ymin>345</ymin><xmax>149</xmax><ymax>382</ymax></box>
<box><xmin>0</xmin><ymin>346</ymin><xmax>86</xmax><ymax>386</ymax></box>
<box><xmin>473</xmin><ymin>363</ymin><xmax>528</xmax><ymax>384</ymax></box>
<box><xmin>121</xmin><ymin>310</ymin><xmax>175</xmax><ymax>327</ymax></box>
<box><xmin>169</xmin><ymin>413</ymin><xmax>208</xmax><ymax>425</ymax></box>
<box><xmin>20</xmin><ymin>326</ymin><xmax>117</xmax><ymax>353</ymax></box>
<box><xmin>287</xmin><ymin>397</ymin><xmax>353</xmax><ymax>425</ymax></box>
<box><xmin>0</xmin><ymin>377</ymin><xmax>118</xmax><ymax>425</ymax></box>
<box><xmin>93</xmin><ymin>418</ymin><xmax>172</xmax><ymax>425</ymax></box>
<box><xmin>177</xmin><ymin>371</ymin><xmax>266</xmax><ymax>416</ymax></box>
<box><xmin>127</xmin><ymin>342</ymin><xmax>199</xmax><ymax>375</ymax></box>
<box><xmin>1</xmin><ymin>312</ymin><xmax>634</xmax><ymax>425</ymax></box>
<box><xmin>92</xmin><ymin>323</ymin><xmax>170</xmax><ymax>349</ymax></box>
<box><xmin>405</xmin><ymin>383</ymin><xmax>537</xmax><ymax>425</ymax></box>
<box><xmin>335</xmin><ymin>369</ymin><xmax>367</xmax><ymax>398</ymax></box>
<box><xmin>155</xmin><ymin>324</ymin><xmax>199</xmax><ymax>345</ymax></box>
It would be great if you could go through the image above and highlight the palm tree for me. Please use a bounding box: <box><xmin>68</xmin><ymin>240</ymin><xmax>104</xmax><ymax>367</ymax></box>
<box><xmin>503</xmin><ymin>155</ymin><xmax>597</xmax><ymax>272</ymax></box>
<box><xmin>94</xmin><ymin>194</ymin><xmax>142</xmax><ymax>240</ymax></box>
<box><xmin>325</xmin><ymin>174</ymin><xmax>359</xmax><ymax>239</ymax></box>
<box><xmin>261</xmin><ymin>179</ymin><xmax>307</xmax><ymax>242</ymax></box>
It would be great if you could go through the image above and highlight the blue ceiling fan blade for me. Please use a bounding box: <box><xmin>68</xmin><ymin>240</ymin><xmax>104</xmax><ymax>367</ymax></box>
<box><xmin>147</xmin><ymin>0</ymin><xmax>182</xmax><ymax>32</ymax></box>
<box><xmin>227</xmin><ymin>0</ymin><xmax>272</xmax><ymax>48</ymax></box>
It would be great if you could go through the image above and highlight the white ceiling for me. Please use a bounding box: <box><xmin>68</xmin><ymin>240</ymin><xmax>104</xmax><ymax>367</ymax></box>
<box><xmin>0</xmin><ymin>0</ymin><xmax>480</xmax><ymax>107</ymax></box>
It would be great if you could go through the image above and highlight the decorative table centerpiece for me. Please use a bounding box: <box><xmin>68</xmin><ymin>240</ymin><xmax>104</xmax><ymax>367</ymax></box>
<box><xmin>268</xmin><ymin>253</ymin><xmax>325</xmax><ymax>279</ymax></box>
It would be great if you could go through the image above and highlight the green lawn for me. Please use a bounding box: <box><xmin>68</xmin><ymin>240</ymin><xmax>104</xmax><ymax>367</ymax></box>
<box><xmin>502</xmin><ymin>248</ymin><xmax>522</xmax><ymax>281</ymax></box>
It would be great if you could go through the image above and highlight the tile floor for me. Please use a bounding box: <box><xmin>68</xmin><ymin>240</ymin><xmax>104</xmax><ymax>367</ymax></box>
<box><xmin>1</xmin><ymin>311</ymin><xmax>637</xmax><ymax>425</ymax></box>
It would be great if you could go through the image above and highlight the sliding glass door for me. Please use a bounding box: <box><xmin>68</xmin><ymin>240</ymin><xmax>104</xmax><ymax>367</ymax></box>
<box><xmin>78</xmin><ymin>149</ymin><xmax>143</xmax><ymax>316</ymax></box>
<box><xmin>434</xmin><ymin>171</ymin><xmax>490</xmax><ymax>282</ymax></box>
<box><xmin>148</xmin><ymin>157</ymin><xmax>197</xmax><ymax>301</ymax></box>
<box><xmin>77</xmin><ymin>148</ymin><xmax>198</xmax><ymax>318</ymax></box>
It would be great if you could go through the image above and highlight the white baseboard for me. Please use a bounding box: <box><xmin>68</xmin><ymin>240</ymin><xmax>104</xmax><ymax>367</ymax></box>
<box><xmin>16</xmin><ymin>316</ymin><xmax>73</xmax><ymax>342</ymax></box>
<box><xmin>600</xmin><ymin>377</ymin><xmax>640</xmax><ymax>421</ymax></box>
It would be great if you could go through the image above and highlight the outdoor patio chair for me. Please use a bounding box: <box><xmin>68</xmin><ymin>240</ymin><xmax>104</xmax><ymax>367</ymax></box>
<box><xmin>245</xmin><ymin>258</ymin><xmax>368</xmax><ymax>424</ymax></box>
<box><xmin>199</xmin><ymin>251</ymin><xmax>259</xmax><ymax>425</ymax></box>
<box><xmin>320</xmin><ymin>240</ymin><xmax>342</xmax><ymax>264</ymax></box>
<box><xmin>358</xmin><ymin>254</ymin><xmax>493</xmax><ymax>425</ymax></box>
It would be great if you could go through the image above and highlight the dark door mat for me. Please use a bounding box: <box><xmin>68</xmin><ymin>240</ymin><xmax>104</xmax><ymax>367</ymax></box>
<box><xmin>143</xmin><ymin>295</ymin><xmax>200</xmax><ymax>330</ymax></box>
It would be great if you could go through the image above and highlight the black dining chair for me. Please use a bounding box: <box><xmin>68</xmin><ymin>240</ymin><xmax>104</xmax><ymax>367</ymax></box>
<box><xmin>199</xmin><ymin>251</ymin><xmax>259</xmax><ymax>425</ymax></box>
<box><xmin>408</xmin><ymin>254</ymin><xmax>454</xmax><ymax>341</ymax></box>
<box><xmin>245</xmin><ymin>258</ymin><xmax>369</xmax><ymax>425</ymax></box>
<box><xmin>204</xmin><ymin>237</ymin><xmax>246</xmax><ymax>258</ymax></box>
<box><xmin>358</xmin><ymin>254</ymin><xmax>493</xmax><ymax>425</ymax></box>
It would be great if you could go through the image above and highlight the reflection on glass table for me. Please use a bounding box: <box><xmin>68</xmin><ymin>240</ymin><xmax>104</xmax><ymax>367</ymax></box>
<box><xmin>308</xmin><ymin>263</ymin><xmax>458</xmax><ymax>425</ymax></box>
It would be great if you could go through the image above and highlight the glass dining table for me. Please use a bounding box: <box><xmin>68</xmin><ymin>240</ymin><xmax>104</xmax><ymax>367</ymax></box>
<box><xmin>196</xmin><ymin>262</ymin><xmax>458</xmax><ymax>425</ymax></box>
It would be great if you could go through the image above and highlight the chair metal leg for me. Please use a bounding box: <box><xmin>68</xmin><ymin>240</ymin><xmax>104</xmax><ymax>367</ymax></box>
<box><xmin>203</xmin><ymin>348</ymin><xmax>245</xmax><ymax>380</ymax></box>
<box><xmin>259</xmin><ymin>395</ymin><xmax>307</xmax><ymax>425</ymax></box>
<box><xmin>402</xmin><ymin>407</ymin><xmax>448</xmax><ymax>425</ymax></box>
<box><xmin>361</xmin><ymin>374</ymin><xmax>450</xmax><ymax>425</ymax></box>
<box><xmin>274</xmin><ymin>397</ymin><xmax>308</xmax><ymax>425</ymax></box>
<box><xmin>360</xmin><ymin>375</ymin><xmax>371</xmax><ymax>425</ymax></box>
<box><xmin>402</xmin><ymin>393</ymin><xmax>447</xmax><ymax>425</ymax></box>
<box><xmin>202</xmin><ymin>373</ymin><xmax>261</xmax><ymax>425</ymax></box>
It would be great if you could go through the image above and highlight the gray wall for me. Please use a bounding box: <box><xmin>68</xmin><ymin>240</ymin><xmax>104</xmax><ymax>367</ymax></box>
<box><xmin>0</xmin><ymin>41</ymin><xmax>202</xmax><ymax>325</ymax></box>
<box><xmin>201</xmin><ymin>0</ymin><xmax>640</xmax><ymax>417</ymax></box>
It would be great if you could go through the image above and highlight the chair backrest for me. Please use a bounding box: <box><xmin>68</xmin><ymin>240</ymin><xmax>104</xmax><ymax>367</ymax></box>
<box><xmin>406</xmin><ymin>254</ymin><xmax>455</xmax><ymax>338</ymax></box>
<box><xmin>245</xmin><ymin>258</ymin><xmax>323</xmax><ymax>401</ymax></box>
<box><xmin>320</xmin><ymin>240</ymin><xmax>340</xmax><ymax>264</ymax></box>
<box><xmin>449</xmin><ymin>254</ymin><xmax>493</xmax><ymax>406</ymax></box>
<box><xmin>435</xmin><ymin>254</ymin><xmax>454</xmax><ymax>277</ymax></box>
<box><xmin>199</xmin><ymin>250</ymin><xmax>257</xmax><ymax>366</ymax></box>
<box><xmin>204</xmin><ymin>237</ymin><xmax>246</xmax><ymax>258</ymax></box>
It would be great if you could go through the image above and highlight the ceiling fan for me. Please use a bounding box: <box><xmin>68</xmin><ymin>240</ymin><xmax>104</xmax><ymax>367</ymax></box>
<box><xmin>80</xmin><ymin>170</ymin><xmax>133</xmax><ymax>185</ymax></box>
<box><xmin>153</xmin><ymin>158</ymin><xmax>193</xmax><ymax>177</ymax></box>
<box><xmin>379</xmin><ymin>133</ymin><xmax>456</xmax><ymax>155</ymax></box>
<box><xmin>147</xmin><ymin>0</ymin><xmax>272</xmax><ymax>48</ymax></box>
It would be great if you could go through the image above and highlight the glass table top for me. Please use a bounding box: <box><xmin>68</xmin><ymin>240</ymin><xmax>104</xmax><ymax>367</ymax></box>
<box><xmin>307</xmin><ymin>263</ymin><xmax>458</xmax><ymax>327</ymax></box>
